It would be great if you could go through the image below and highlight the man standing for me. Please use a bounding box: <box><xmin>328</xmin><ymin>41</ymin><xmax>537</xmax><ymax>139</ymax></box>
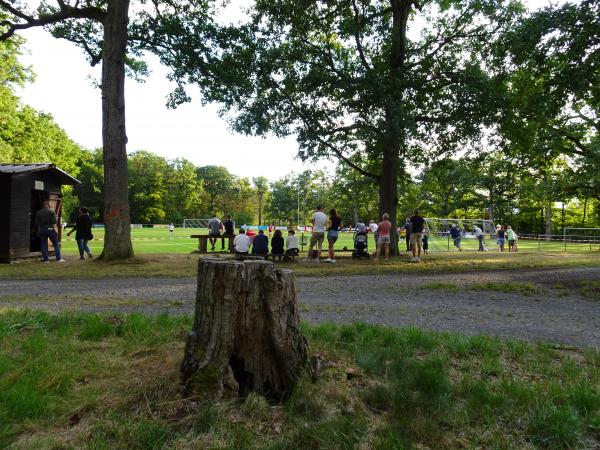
<box><xmin>169</xmin><ymin>222</ymin><xmax>175</xmax><ymax>239</ymax></box>
<box><xmin>36</xmin><ymin>199</ymin><xmax>65</xmax><ymax>263</ymax></box>
<box><xmin>224</xmin><ymin>215</ymin><xmax>235</xmax><ymax>235</ymax></box>
<box><xmin>207</xmin><ymin>214</ymin><xmax>223</xmax><ymax>251</ymax></box>
<box><xmin>305</xmin><ymin>205</ymin><xmax>327</xmax><ymax>262</ymax></box>
<box><xmin>473</xmin><ymin>225</ymin><xmax>484</xmax><ymax>251</ymax></box>
<box><xmin>368</xmin><ymin>220</ymin><xmax>379</xmax><ymax>249</ymax></box>
<box><xmin>409</xmin><ymin>209</ymin><xmax>425</xmax><ymax>262</ymax></box>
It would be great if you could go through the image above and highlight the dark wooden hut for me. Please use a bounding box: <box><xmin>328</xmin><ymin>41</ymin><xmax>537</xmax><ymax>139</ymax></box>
<box><xmin>0</xmin><ymin>163</ymin><xmax>80</xmax><ymax>263</ymax></box>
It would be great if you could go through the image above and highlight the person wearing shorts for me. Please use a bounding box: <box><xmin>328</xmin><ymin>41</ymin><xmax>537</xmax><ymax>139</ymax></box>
<box><xmin>506</xmin><ymin>226</ymin><xmax>518</xmax><ymax>252</ymax></box>
<box><xmin>305</xmin><ymin>205</ymin><xmax>327</xmax><ymax>262</ymax></box>
<box><xmin>374</xmin><ymin>213</ymin><xmax>392</xmax><ymax>262</ymax></box>
<box><xmin>324</xmin><ymin>208</ymin><xmax>342</xmax><ymax>263</ymax></box>
<box><xmin>496</xmin><ymin>225</ymin><xmax>506</xmax><ymax>252</ymax></box>
<box><xmin>409</xmin><ymin>209</ymin><xmax>425</xmax><ymax>262</ymax></box>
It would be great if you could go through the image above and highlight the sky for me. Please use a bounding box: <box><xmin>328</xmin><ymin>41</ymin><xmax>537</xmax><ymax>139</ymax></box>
<box><xmin>15</xmin><ymin>0</ymin><xmax>556</xmax><ymax>181</ymax></box>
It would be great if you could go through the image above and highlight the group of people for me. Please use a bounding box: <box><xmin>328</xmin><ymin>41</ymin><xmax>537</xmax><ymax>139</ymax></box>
<box><xmin>34</xmin><ymin>200</ymin><xmax>93</xmax><ymax>262</ymax></box>
<box><xmin>232</xmin><ymin>228</ymin><xmax>300</xmax><ymax>259</ymax></box>
<box><xmin>445</xmin><ymin>223</ymin><xmax>518</xmax><ymax>253</ymax></box>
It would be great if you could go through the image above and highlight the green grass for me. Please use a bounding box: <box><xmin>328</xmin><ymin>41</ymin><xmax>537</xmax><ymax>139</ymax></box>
<box><xmin>1</xmin><ymin>310</ymin><xmax>599</xmax><ymax>449</ymax></box>
<box><xmin>55</xmin><ymin>227</ymin><xmax>600</xmax><ymax>256</ymax></box>
<box><xmin>1</xmin><ymin>250</ymin><xmax>600</xmax><ymax>280</ymax></box>
<box><xmin>469</xmin><ymin>281</ymin><xmax>540</xmax><ymax>296</ymax></box>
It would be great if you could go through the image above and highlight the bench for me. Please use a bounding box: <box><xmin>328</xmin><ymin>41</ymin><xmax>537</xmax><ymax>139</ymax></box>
<box><xmin>190</xmin><ymin>234</ymin><xmax>235</xmax><ymax>254</ymax></box>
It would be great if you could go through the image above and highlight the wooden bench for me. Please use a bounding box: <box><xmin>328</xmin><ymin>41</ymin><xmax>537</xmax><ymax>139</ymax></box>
<box><xmin>191</xmin><ymin>234</ymin><xmax>235</xmax><ymax>254</ymax></box>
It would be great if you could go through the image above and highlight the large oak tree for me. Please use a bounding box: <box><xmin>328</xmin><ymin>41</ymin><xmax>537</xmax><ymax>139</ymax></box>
<box><xmin>148</xmin><ymin>0</ymin><xmax>522</xmax><ymax>253</ymax></box>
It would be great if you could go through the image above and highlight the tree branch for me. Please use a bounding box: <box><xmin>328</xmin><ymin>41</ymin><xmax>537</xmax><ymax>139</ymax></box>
<box><xmin>0</xmin><ymin>1</ymin><xmax>106</xmax><ymax>41</ymax></box>
<box><xmin>315</xmin><ymin>136</ymin><xmax>380</xmax><ymax>180</ymax></box>
<box><xmin>351</xmin><ymin>0</ymin><xmax>371</xmax><ymax>71</ymax></box>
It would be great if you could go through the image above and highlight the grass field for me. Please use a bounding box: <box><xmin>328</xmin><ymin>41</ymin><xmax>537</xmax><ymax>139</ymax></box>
<box><xmin>1</xmin><ymin>311</ymin><xmax>599</xmax><ymax>449</ymax></box>
<box><xmin>58</xmin><ymin>227</ymin><xmax>600</xmax><ymax>256</ymax></box>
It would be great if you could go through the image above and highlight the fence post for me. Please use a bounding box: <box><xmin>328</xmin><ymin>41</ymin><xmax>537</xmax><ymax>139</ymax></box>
<box><xmin>538</xmin><ymin>235</ymin><xmax>541</xmax><ymax>253</ymax></box>
<box><xmin>447</xmin><ymin>234</ymin><xmax>450</xmax><ymax>252</ymax></box>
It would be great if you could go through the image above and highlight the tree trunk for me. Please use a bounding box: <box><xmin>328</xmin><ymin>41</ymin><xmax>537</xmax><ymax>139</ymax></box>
<box><xmin>100</xmin><ymin>0</ymin><xmax>133</xmax><ymax>260</ymax></box>
<box><xmin>258</xmin><ymin>194</ymin><xmax>263</xmax><ymax>225</ymax></box>
<box><xmin>181</xmin><ymin>256</ymin><xmax>307</xmax><ymax>400</ymax></box>
<box><xmin>545</xmin><ymin>202</ymin><xmax>553</xmax><ymax>240</ymax></box>
<box><xmin>582</xmin><ymin>197</ymin><xmax>588</xmax><ymax>228</ymax></box>
<box><xmin>379</xmin><ymin>142</ymin><xmax>400</xmax><ymax>255</ymax></box>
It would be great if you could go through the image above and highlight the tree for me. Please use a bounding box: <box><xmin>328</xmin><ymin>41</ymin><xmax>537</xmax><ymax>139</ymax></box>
<box><xmin>253</xmin><ymin>176</ymin><xmax>269</xmax><ymax>225</ymax></box>
<box><xmin>0</xmin><ymin>0</ymin><xmax>134</xmax><ymax>259</ymax></box>
<box><xmin>153</xmin><ymin>0</ymin><xmax>522</xmax><ymax>254</ymax></box>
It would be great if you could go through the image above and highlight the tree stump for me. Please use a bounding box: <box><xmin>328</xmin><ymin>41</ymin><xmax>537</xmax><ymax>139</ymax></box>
<box><xmin>181</xmin><ymin>256</ymin><xmax>307</xmax><ymax>400</ymax></box>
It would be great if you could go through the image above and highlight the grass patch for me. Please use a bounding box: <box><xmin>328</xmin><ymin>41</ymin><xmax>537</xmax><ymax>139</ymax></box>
<box><xmin>420</xmin><ymin>282</ymin><xmax>459</xmax><ymax>291</ymax></box>
<box><xmin>1</xmin><ymin>310</ymin><xmax>599</xmax><ymax>449</ymax></box>
<box><xmin>469</xmin><ymin>281</ymin><xmax>540</xmax><ymax>296</ymax></box>
<box><xmin>1</xmin><ymin>252</ymin><xmax>600</xmax><ymax>280</ymax></box>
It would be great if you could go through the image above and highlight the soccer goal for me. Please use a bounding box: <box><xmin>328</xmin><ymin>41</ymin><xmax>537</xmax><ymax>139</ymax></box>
<box><xmin>422</xmin><ymin>218</ymin><xmax>496</xmax><ymax>252</ymax></box>
<box><xmin>182</xmin><ymin>218</ymin><xmax>211</xmax><ymax>229</ymax></box>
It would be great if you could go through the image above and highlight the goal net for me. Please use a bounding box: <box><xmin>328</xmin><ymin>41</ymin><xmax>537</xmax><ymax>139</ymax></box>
<box><xmin>182</xmin><ymin>218</ymin><xmax>211</xmax><ymax>229</ymax></box>
<box><xmin>421</xmin><ymin>218</ymin><xmax>496</xmax><ymax>252</ymax></box>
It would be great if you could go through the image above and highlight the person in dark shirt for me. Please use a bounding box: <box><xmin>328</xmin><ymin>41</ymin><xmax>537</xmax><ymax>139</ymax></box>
<box><xmin>271</xmin><ymin>229</ymin><xmax>285</xmax><ymax>261</ymax></box>
<box><xmin>252</xmin><ymin>229</ymin><xmax>269</xmax><ymax>256</ymax></box>
<box><xmin>35</xmin><ymin>199</ymin><xmax>65</xmax><ymax>263</ymax></box>
<box><xmin>403</xmin><ymin>218</ymin><xmax>411</xmax><ymax>252</ymax></box>
<box><xmin>409</xmin><ymin>209</ymin><xmax>426</xmax><ymax>262</ymax></box>
<box><xmin>496</xmin><ymin>225</ymin><xmax>506</xmax><ymax>252</ymax></box>
<box><xmin>67</xmin><ymin>207</ymin><xmax>94</xmax><ymax>259</ymax></box>
<box><xmin>450</xmin><ymin>224</ymin><xmax>462</xmax><ymax>251</ymax></box>
<box><xmin>224</xmin><ymin>215</ymin><xmax>235</xmax><ymax>235</ymax></box>
<box><xmin>325</xmin><ymin>208</ymin><xmax>342</xmax><ymax>263</ymax></box>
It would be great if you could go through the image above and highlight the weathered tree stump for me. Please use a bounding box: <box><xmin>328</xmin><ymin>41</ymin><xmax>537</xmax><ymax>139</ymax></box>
<box><xmin>181</xmin><ymin>256</ymin><xmax>307</xmax><ymax>400</ymax></box>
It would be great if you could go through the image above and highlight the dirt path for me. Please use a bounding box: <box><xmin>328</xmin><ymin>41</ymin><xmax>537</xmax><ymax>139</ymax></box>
<box><xmin>1</xmin><ymin>267</ymin><xmax>599</xmax><ymax>348</ymax></box>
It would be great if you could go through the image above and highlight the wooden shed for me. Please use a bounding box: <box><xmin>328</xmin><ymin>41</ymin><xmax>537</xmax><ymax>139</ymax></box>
<box><xmin>0</xmin><ymin>163</ymin><xmax>80</xmax><ymax>263</ymax></box>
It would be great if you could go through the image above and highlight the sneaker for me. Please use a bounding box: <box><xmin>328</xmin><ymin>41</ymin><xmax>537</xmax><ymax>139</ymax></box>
<box><xmin>323</xmin><ymin>258</ymin><xmax>332</xmax><ymax>263</ymax></box>
<box><xmin>88</xmin><ymin>253</ymin><xmax>93</xmax><ymax>258</ymax></box>
<box><xmin>331</xmin><ymin>259</ymin><xmax>336</xmax><ymax>263</ymax></box>
<box><xmin>410</xmin><ymin>257</ymin><xmax>417</xmax><ymax>263</ymax></box>
<box><xmin>79</xmin><ymin>257</ymin><xmax>85</xmax><ymax>260</ymax></box>
<box><xmin>57</xmin><ymin>259</ymin><xmax>66</xmax><ymax>263</ymax></box>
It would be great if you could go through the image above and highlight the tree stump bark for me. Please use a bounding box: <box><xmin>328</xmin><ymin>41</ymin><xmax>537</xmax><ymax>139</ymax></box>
<box><xmin>181</xmin><ymin>256</ymin><xmax>307</xmax><ymax>400</ymax></box>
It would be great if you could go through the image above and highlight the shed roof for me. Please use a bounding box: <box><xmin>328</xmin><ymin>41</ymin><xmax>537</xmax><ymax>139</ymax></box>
<box><xmin>0</xmin><ymin>163</ymin><xmax>80</xmax><ymax>185</ymax></box>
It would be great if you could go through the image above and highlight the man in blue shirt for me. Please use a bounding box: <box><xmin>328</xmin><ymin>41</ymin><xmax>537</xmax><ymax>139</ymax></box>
<box><xmin>252</xmin><ymin>229</ymin><xmax>269</xmax><ymax>256</ymax></box>
<box><xmin>450</xmin><ymin>224</ymin><xmax>462</xmax><ymax>251</ymax></box>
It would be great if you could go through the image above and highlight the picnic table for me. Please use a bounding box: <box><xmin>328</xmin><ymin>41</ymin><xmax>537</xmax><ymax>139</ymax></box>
<box><xmin>191</xmin><ymin>234</ymin><xmax>235</xmax><ymax>254</ymax></box>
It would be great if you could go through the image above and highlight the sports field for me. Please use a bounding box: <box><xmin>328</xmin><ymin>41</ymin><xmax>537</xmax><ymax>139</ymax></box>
<box><xmin>59</xmin><ymin>227</ymin><xmax>600</xmax><ymax>256</ymax></box>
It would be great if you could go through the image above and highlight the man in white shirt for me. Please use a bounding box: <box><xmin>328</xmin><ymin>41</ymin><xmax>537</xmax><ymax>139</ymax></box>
<box><xmin>368</xmin><ymin>220</ymin><xmax>378</xmax><ymax>248</ymax></box>
<box><xmin>473</xmin><ymin>225</ymin><xmax>484</xmax><ymax>252</ymax></box>
<box><xmin>233</xmin><ymin>228</ymin><xmax>251</xmax><ymax>254</ymax></box>
<box><xmin>305</xmin><ymin>205</ymin><xmax>327</xmax><ymax>262</ymax></box>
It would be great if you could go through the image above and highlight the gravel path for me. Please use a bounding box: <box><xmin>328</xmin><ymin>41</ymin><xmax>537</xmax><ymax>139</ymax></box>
<box><xmin>1</xmin><ymin>267</ymin><xmax>599</xmax><ymax>348</ymax></box>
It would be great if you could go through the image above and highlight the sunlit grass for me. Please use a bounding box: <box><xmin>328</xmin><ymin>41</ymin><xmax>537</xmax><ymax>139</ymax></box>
<box><xmin>1</xmin><ymin>311</ymin><xmax>598</xmax><ymax>449</ymax></box>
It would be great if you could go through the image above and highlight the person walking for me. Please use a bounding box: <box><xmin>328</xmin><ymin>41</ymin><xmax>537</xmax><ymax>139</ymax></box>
<box><xmin>450</xmin><ymin>224</ymin><xmax>462</xmax><ymax>251</ymax></box>
<box><xmin>35</xmin><ymin>199</ymin><xmax>65</xmax><ymax>263</ymax></box>
<box><xmin>473</xmin><ymin>224</ymin><xmax>484</xmax><ymax>251</ymax></box>
<box><xmin>409</xmin><ymin>209</ymin><xmax>426</xmax><ymax>262</ymax></box>
<box><xmin>507</xmin><ymin>226</ymin><xmax>518</xmax><ymax>252</ymax></box>
<box><xmin>67</xmin><ymin>207</ymin><xmax>94</xmax><ymax>260</ymax></box>
<box><xmin>224</xmin><ymin>215</ymin><xmax>235</xmax><ymax>235</ymax></box>
<box><xmin>422</xmin><ymin>227</ymin><xmax>429</xmax><ymax>255</ymax></box>
<box><xmin>496</xmin><ymin>225</ymin><xmax>506</xmax><ymax>252</ymax></box>
<box><xmin>207</xmin><ymin>214</ymin><xmax>223</xmax><ymax>251</ymax></box>
<box><xmin>305</xmin><ymin>205</ymin><xmax>327</xmax><ymax>262</ymax></box>
<box><xmin>324</xmin><ymin>208</ymin><xmax>342</xmax><ymax>263</ymax></box>
<box><xmin>373</xmin><ymin>213</ymin><xmax>392</xmax><ymax>262</ymax></box>
<box><xmin>169</xmin><ymin>222</ymin><xmax>175</xmax><ymax>239</ymax></box>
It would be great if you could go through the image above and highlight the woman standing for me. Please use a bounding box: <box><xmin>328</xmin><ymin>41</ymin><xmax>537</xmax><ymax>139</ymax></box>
<box><xmin>374</xmin><ymin>213</ymin><xmax>392</xmax><ymax>262</ymax></box>
<box><xmin>67</xmin><ymin>207</ymin><xmax>94</xmax><ymax>260</ymax></box>
<box><xmin>324</xmin><ymin>208</ymin><xmax>342</xmax><ymax>263</ymax></box>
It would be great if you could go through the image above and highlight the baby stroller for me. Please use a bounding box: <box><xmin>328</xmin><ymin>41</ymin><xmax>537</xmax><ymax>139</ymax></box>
<box><xmin>352</xmin><ymin>231</ymin><xmax>370</xmax><ymax>259</ymax></box>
